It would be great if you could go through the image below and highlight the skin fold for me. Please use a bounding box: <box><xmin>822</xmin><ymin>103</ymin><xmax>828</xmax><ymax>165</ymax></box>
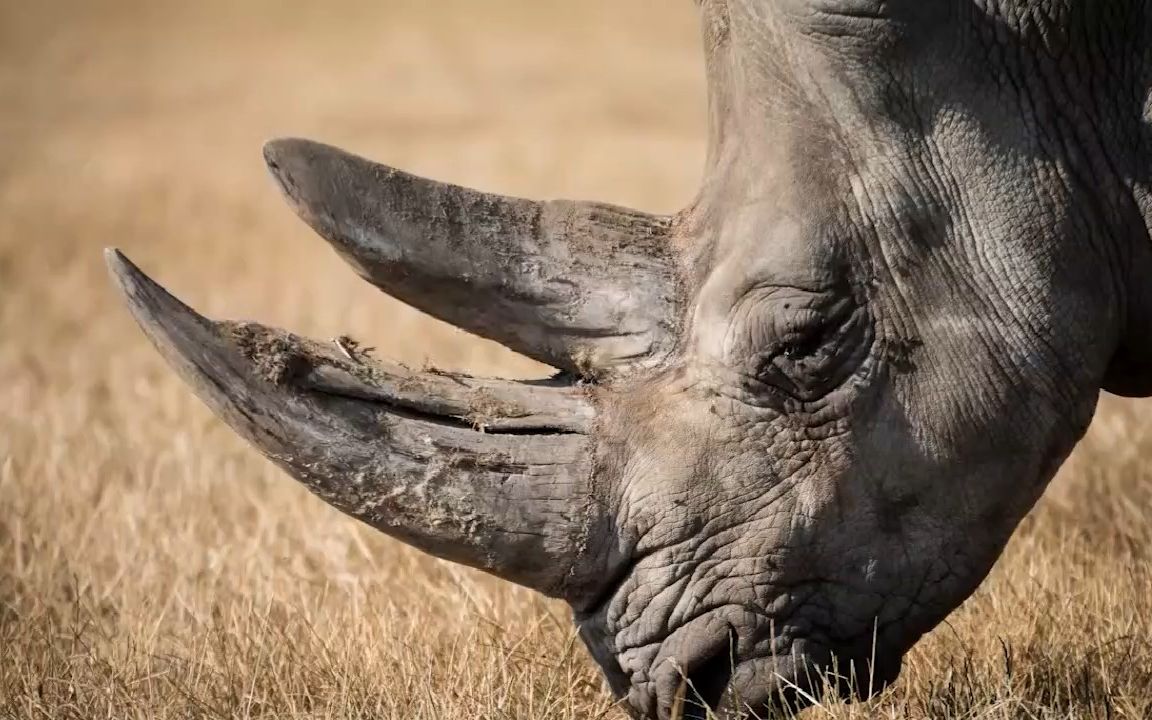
<box><xmin>107</xmin><ymin>1</ymin><xmax>1152</xmax><ymax>717</ymax></box>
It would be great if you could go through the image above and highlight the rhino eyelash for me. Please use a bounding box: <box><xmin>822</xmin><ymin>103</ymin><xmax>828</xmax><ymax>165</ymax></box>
<box><xmin>781</xmin><ymin>329</ymin><xmax>828</xmax><ymax>359</ymax></box>
<box><xmin>754</xmin><ymin>326</ymin><xmax>829</xmax><ymax>369</ymax></box>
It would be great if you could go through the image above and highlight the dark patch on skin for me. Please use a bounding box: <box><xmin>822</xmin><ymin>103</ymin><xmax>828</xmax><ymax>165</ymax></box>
<box><xmin>877</xmin><ymin>491</ymin><xmax>922</xmax><ymax>535</ymax></box>
<box><xmin>882</xmin><ymin>336</ymin><xmax>923</xmax><ymax>373</ymax></box>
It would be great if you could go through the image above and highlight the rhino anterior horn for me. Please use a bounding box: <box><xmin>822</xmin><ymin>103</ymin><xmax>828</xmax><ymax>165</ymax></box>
<box><xmin>104</xmin><ymin>248</ymin><xmax>605</xmax><ymax>601</ymax></box>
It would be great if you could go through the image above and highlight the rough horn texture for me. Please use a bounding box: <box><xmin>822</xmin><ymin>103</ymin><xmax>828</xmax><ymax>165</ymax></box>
<box><xmin>104</xmin><ymin>249</ymin><xmax>609</xmax><ymax>602</ymax></box>
<box><xmin>263</xmin><ymin>138</ymin><xmax>682</xmax><ymax>380</ymax></box>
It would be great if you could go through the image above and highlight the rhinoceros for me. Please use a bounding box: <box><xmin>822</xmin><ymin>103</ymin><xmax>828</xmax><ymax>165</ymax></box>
<box><xmin>105</xmin><ymin>0</ymin><xmax>1152</xmax><ymax>716</ymax></box>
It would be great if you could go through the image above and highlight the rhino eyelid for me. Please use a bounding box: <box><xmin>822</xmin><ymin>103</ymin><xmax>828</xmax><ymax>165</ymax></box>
<box><xmin>735</xmin><ymin>280</ymin><xmax>841</xmax><ymax>300</ymax></box>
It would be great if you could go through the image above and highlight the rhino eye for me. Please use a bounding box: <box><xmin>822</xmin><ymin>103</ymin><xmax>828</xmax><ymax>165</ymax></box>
<box><xmin>745</xmin><ymin>293</ymin><xmax>868</xmax><ymax>402</ymax></box>
<box><xmin>753</xmin><ymin>318</ymin><xmax>835</xmax><ymax>398</ymax></box>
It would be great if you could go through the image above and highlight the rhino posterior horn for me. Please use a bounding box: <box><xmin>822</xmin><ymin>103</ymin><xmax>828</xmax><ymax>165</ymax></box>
<box><xmin>262</xmin><ymin>138</ymin><xmax>681</xmax><ymax>380</ymax></box>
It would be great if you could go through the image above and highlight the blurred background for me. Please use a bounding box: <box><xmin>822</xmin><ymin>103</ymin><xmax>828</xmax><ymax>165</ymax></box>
<box><xmin>2</xmin><ymin>1</ymin><xmax>1151</xmax><ymax>718</ymax></box>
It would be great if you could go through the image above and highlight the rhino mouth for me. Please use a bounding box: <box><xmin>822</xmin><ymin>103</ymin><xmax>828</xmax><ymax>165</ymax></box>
<box><xmin>680</xmin><ymin>627</ymin><xmax>904</xmax><ymax>716</ymax></box>
<box><xmin>713</xmin><ymin>644</ymin><xmax>902</xmax><ymax>715</ymax></box>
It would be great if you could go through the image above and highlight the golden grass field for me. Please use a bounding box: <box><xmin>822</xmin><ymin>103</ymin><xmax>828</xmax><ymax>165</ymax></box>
<box><xmin>3</xmin><ymin>1</ymin><xmax>1152</xmax><ymax>717</ymax></box>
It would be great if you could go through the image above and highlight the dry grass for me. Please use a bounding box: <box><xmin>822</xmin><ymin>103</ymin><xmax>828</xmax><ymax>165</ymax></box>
<box><xmin>2</xmin><ymin>2</ymin><xmax>1151</xmax><ymax>718</ymax></box>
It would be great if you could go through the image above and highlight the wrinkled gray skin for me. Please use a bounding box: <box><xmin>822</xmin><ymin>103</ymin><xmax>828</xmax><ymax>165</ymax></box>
<box><xmin>106</xmin><ymin>0</ymin><xmax>1152</xmax><ymax>717</ymax></box>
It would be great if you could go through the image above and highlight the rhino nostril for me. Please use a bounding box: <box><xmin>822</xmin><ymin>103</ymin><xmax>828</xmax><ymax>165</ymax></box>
<box><xmin>681</xmin><ymin>656</ymin><xmax>734</xmax><ymax>719</ymax></box>
<box><xmin>676</xmin><ymin>626</ymin><xmax>738</xmax><ymax>720</ymax></box>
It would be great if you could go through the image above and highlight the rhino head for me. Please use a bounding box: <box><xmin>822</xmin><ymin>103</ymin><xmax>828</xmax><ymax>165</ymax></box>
<box><xmin>106</xmin><ymin>0</ymin><xmax>1152</xmax><ymax>716</ymax></box>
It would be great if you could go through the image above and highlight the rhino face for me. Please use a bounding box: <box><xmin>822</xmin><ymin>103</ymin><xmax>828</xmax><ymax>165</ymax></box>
<box><xmin>107</xmin><ymin>0</ymin><xmax>1152</xmax><ymax>717</ymax></box>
